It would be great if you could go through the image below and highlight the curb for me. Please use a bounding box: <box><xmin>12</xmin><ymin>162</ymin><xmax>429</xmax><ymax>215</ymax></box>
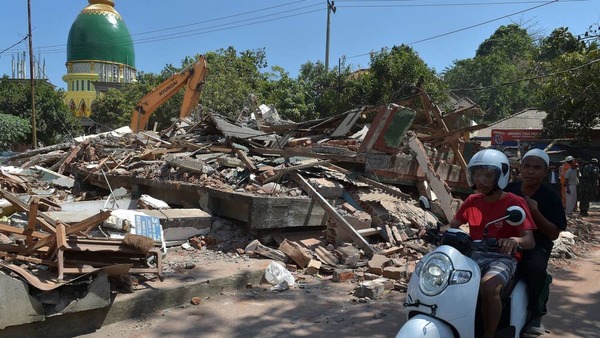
<box><xmin>104</xmin><ymin>267</ymin><xmax>266</xmax><ymax>325</ymax></box>
<box><xmin>0</xmin><ymin>265</ymin><xmax>267</xmax><ymax>338</ymax></box>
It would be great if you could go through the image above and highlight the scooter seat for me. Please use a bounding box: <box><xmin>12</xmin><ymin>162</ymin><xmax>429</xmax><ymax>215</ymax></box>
<box><xmin>500</xmin><ymin>269</ymin><xmax>521</xmax><ymax>301</ymax></box>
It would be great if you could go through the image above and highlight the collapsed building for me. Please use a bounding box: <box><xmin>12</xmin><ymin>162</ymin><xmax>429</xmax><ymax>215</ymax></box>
<box><xmin>0</xmin><ymin>86</ymin><xmax>586</xmax><ymax>333</ymax></box>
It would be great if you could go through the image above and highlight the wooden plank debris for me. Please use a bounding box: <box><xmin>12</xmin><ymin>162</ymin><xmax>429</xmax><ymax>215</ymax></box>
<box><xmin>325</xmin><ymin>163</ymin><xmax>410</xmax><ymax>201</ymax></box>
<box><xmin>408</xmin><ymin>132</ymin><xmax>454</xmax><ymax>221</ymax></box>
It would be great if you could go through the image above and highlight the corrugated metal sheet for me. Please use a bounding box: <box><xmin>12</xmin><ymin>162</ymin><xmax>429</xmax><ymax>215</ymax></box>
<box><xmin>474</xmin><ymin>109</ymin><xmax>546</xmax><ymax>139</ymax></box>
<box><xmin>209</xmin><ymin>112</ymin><xmax>278</xmax><ymax>142</ymax></box>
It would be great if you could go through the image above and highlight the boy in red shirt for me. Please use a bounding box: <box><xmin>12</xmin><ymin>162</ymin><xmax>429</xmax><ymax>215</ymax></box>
<box><xmin>442</xmin><ymin>149</ymin><xmax>536</xmax><ymax>338</ymax></box>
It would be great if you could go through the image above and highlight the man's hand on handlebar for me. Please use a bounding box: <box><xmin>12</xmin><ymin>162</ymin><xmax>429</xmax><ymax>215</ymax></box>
<box><xmin>497</xmin><ymin>237</ymin><xmax>520</xmax><ymax>256</ymax></box>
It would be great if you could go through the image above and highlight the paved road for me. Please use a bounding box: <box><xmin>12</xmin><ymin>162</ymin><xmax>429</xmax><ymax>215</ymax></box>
<box><xmin>82</xmin><ymin>206</ymin><xmax>600</xmax><ymax>338</ymax></box>
<box><xmin>544</xmin><ymin>202</ymin><xmax>600</xmax><ymax>338</ymax></box>
<box><xmin>81</xmin><ymin>279</ymin><xmax>407</xmax><ymax>338</ymax></box>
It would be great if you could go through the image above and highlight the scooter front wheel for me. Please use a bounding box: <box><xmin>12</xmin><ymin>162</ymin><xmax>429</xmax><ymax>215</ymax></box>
<box><xmin>396</xmin><ymin>315</ymin><xmax>455</xmax><ymax>338</ymax></box>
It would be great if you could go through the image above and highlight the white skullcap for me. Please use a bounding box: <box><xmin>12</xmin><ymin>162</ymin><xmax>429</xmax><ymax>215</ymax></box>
<box><xmin>522</xmin><ymin>149</ymin><xmax>550</xmax><ymax>167</ymax></box>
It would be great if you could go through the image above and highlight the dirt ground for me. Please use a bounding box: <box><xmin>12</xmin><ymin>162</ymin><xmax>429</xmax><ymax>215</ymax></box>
<box><xmin>81</xmin><ymin>205</ymin><xmax>600</xmax><ymax>338</ymax></box>
<box><xmin>543</xmin><ymin>204</ymin><xmax>600</xmax><ymax>338</ymax></box>
<box><xmin>81</xmin><ymin>276</ymin><xmax>407</xmax><ymax>338</ymax></box>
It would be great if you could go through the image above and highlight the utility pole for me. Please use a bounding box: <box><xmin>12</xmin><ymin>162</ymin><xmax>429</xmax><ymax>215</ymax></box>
<box><xmin>325</xmin><ymin>0</ymin><xmax>336</xmax><ymax>72</ymax></box>
<box><xmin>27</xmin><ymin>0</ymin><xmax>37</xmax><ymax>149</ymax></box>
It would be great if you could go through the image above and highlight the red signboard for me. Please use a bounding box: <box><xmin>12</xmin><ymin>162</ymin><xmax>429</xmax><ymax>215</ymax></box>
<box><xmin>491</xmin><ymin>129</ymin><xmax>542</xmax><ymax>145</ymax></box>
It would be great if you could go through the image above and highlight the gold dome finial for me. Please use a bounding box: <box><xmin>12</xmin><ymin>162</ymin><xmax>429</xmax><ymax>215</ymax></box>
<box><xmin>89</xmin><ymin>0</ymin><xmax>114</xmax><ymax>6</ymax></box>
<box><xmin>82</xmin><ymin>0</ymin><xmax>120</xmax><ymax>18</ymax></box>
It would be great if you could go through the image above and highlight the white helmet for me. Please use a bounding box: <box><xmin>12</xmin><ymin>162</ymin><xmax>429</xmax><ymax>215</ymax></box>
<box><xmin>467</xmin><ymin>149</ymin><xmax>511</xmax><ymax>190</ymax></box>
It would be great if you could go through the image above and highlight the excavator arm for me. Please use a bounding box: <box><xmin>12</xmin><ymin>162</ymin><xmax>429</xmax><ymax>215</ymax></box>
<box><xmin>130</xmin><ymin>56</ymin><xmax>208</xmax><ymax>132</ymax></box>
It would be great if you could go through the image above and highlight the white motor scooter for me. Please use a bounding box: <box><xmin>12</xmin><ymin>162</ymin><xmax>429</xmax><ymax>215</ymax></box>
<box><xmin>396</xmin><ymin>197</ymin><xmax>529</xmax><ymax>338</ymax></box>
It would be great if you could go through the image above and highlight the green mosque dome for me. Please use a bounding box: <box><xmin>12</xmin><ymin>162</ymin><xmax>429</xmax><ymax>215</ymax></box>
<box><xmin>67</xmin><ymin>0</ymin><xmax>135</xmax><ymax>67</ymax></box>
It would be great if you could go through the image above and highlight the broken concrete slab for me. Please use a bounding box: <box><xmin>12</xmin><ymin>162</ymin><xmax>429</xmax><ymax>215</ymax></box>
<box><xmin>44</xmin><ymin>208</ymin><xmax>211</xmax><ymax>241</ymax></box>
<box><xmin>59</xmin><ymin>272</ymin><xmax>111</xmax><ymax>315</ymax></box>
<box><xmin>354</xmin><ymin>280</ymin><xmax>385</xmax><ymax>299</ymax></box>
<box><xmin>142</xmin><ymin>209</ymin><xmax>211</xmax><ymax>240</ymax></box>
<box><xmin>32</xmin><ymin>166</ymin><xmax>75</xmax><ymax>188</ymax></box>
<box><xmin>308</xmin><ymin>178</ymin><xmax>345</xmax><ymax>198</ymax></box>
<box><xmin>0</xmin><ymin>271</ymin><xmax>45</xmax><ymax>329</ymax></box>
<box><xmin>59</xmin><ymin>197</ymin><xmax>138</xmax><ymax>212</ymax></box>
<box><xmin>199</xmin><ymin>187</ymin><xmax>327</xmax><ymax>229</ymax></box>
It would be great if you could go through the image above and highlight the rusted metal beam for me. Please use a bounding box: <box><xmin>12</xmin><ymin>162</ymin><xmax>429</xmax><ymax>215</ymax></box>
<box><xmin>290</xmin><ymin>172</ymin><xmax>375</xmax><ymax>256</ymax></box>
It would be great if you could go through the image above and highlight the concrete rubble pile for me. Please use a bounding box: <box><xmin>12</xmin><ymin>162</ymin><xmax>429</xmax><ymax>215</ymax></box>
<box><xmin>0</xmin><ymin>90</ymin><xmax>498</xmax><ymax>329</ymax></box>
<box><xmin>0</xmin><ymin>111</ymin><xmax>445</xmax><ymax>275</ymax></box>
<box><xmin>551</xmin><ymin>216</ymin><xmax>598</xmax><ymax>259</ymax></box>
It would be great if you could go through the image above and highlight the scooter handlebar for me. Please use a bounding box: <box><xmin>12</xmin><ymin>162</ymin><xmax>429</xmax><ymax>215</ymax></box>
<box><xmin>471</xmin><ymin>238</ymin><xmax>499</xmax><ymax>252</ymax></box>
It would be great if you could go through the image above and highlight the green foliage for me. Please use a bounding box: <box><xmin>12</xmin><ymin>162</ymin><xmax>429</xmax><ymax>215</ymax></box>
<box><xmin>92</xmin><ymin>71</ymin><xmax>165</xmax><ymax>130</ymax></box>
<box><xmin>261</xmin><ymin>66</ymin><xmax>316</xmax><ymax>121</ymax></box>
<box><xmin>367</xmin><ymin>45</ymin><xmax>446</xmax><ymax>105</ymax></box>
<box><xmin>295</xmin><ymin>61</ymin><xmax>341</xmax><ymax>118</ymax></box>
<box><xmin>0</xmin><ymin>77</ymin><xmax>81</xmax><ymax>147</ymax></box>
<box><xmin>538</xmin><ymin>27</ymin><xmax>586</xmax><ymax>61</ymax></box>
<box><xmin>93</xmin><ymin>88</ymin><xmax>136</xmax><ymax>129</ymax></box>
<box><xmin>444</xmin><ymin>25</ymin><xmax>540</xmax><ymax>123</ymax></box>
<box><xmin>34</xmin><ymin>83</ymin><xmax>82</xmax><ymax>145</ymax></box>
<box><xmin>476</xmin><ymin>24</ymin><xmax>535</xmax><ymax>60</ymax></box>
<box><xmin>540</xmin><ymin>50</ymin><xmax>600</xmax><ymax>143</ymax></box>
<box><xmin>0</xmin><ymin>113</ymin><xmax>30</xmax><ymax>151</ymax></box>
<box><xmin>202</xmin><ymin>47</ymin><xmax>269</xmax><ymax>119</ymax></box>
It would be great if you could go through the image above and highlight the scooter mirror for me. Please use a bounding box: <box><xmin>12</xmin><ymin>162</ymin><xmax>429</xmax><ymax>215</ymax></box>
<box><xmin>505</xmin><ymin>206</ymin><xmax>526</xmax><ymax>226</ymax></box>
<box><xmin>418</xmin><ymin>196</ymin><xmax>431</xmax><ymax>211</ymax></box>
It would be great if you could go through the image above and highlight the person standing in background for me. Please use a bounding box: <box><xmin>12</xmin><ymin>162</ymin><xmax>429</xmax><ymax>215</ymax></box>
<box><xmin>565</xmin><ymin>161</ymin><xmax>579</xmax><ymax>216</ymax></box>
<box><xmin>559</xmin><ymin>156</ymin><xmax>574</xmax><ymax>208</ymax></box>
<box><xmin>546</xmin><ymin>162</ymin><xmax>561</xmax><ymax>195</ymax></box>
<box><xmin>579</xmin><ymin>158</ymin><xmax>599</xmax><ymax>216</ymax></box>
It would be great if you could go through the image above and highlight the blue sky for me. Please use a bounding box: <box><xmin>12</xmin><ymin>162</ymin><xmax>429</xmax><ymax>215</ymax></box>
<box><xmin>0</xmin><ymin>0</ymin><xmax>598</xmax><ymax>90</ymax></box>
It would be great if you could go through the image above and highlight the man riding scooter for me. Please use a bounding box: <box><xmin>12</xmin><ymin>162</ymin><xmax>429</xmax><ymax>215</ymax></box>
<box><xmin>442</xmin><ymin>149</ymin><xmax>536</xmax><ymax>338</ymax></box>
<box><xmin>505</xmin><ymin>149</ymin><xmax>567</xmax><ymax>336</ymax></box>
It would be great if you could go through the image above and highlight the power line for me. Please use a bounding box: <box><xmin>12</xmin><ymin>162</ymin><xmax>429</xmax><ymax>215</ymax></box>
<box><xmin>372</xmin><ymin>56</ymin><xmax>600</xmax><ymax>114</ymax></box>
<box><xmin>336</xmin><ymin>0</ymin><xmax>585</xmax><ymax>7</ymax></box>
<box><xmin>0</xmin><ymin>36</ymin><xmax>28</xmax><ymax>56</ymax></box>
<box><xmin>132</xmin><ymin>0</ymin><xmax>313</xmax><ymax>37</ymax></box>
<box><xmin>132</xmin><ymin>5</ymin><xmax>323</xmax><ymax>45</ymax></box>
<box><xmin>446</xmin><ymin>56</ymin><xmax>600</xmax><ymax>93</ymax></box>
<box><xmin>7</xmin><ymin>1</ymin><xmax>324</xmax><ymax>56</ymax></box>
<box><xmin>346</xmin><ymin>0</ymin><xmax>562</xmax><ymax>59</ymax></box>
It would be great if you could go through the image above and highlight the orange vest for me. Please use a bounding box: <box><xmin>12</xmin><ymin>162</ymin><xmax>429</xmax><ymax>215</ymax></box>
<box><xmin>559</xmin><ymin>162</ymin><xmax>571</xmax><ymax>185</ymax></box>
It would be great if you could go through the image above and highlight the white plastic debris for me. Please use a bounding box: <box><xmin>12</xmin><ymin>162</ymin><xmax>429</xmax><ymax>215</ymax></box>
<box><xmin>264</xmin><ymin>261</ymin><xmax>295</xmax><ymax>290</ymax></box>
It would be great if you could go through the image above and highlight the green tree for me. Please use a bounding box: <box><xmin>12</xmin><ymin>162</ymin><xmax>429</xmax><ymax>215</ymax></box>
<box><xmin>540</xmin><ymin>50</ymin><xmax>600</xmax><ymax>143</ymax></box>
<box><xmin>92</xmin><ymin>71</ymin><xmax>164</xmax><ymax>130</ymax></box>
<box><xmin>476</xmin><ymin>24</ymin><xmax>536</xmax><ymax>59</ymax></box>
<box><xmin>538</xmin><ymin>27</ymin><xmax>586</xmax><ymax>61</ymax></box>
<box><xmin>294</xmin><ymin>60</ymin><xmax>341</xmax><ymax>118</ymax></box>
<box><xmin>0</xmin><ymin>113</ymin><xmax>30</xmax><ymax>151</ymax></box>
<box><xmin>202</xmin><ymin>47</ymin><xmax>269</xmax><ymax>119</ymax></box>
<box><xmin>92</xmin><ymin>88</ymin><xmax>135</xmax><ymax>129</ymax></box>
<box><xmin>93</xmin><ymin>48</ymin><xmax>271</xmax><ymax>130</ymax></box>
<box><xmin>367</xmin><ymin>45</ymin><xmax>446</xmax><ymax>106</ymax></box>
<box><xmin>261</xmin><ymin>66</ymin><xmax>316</xmax><ymax>121</ymax></box>
<box><xmin>0</xmin><ymin>77</ymin><xmax>81</xmax><ymax>147</ymax></box>
<box><xmin>443</xmin><ymin>25</ymin><xmax>539</xmax><ymax>123</ymax></box>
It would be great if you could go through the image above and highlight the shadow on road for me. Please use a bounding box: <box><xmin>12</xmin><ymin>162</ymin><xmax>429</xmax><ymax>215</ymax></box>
<box><xmin>545</xmin><ymin>203</ymin><xmax>600</xmax><ymax>338</ymax></box>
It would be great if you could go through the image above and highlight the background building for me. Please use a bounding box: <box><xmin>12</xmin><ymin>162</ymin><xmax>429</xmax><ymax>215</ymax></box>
<box><xmin>63</xmin><ymin>0</ymin><xmax>136</xmax><ymax>118</ymax></box>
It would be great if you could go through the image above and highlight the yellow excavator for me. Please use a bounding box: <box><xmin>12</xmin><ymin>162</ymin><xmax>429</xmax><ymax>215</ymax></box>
<box><xmin>130</xmin><ymin>56</ymin><xmax>208</xmax><ymax>132</ymax></box>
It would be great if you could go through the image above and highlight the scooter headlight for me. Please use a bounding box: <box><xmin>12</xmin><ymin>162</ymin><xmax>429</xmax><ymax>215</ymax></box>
<box><xmin>419</xmin><ymin>253</ymin><xmax>452</xmax><ymax>296</ymax></box>
<box><xmin>449</xmin><ymin>270</ymin><xmax>472</xmax><ymax>284</ymax></box>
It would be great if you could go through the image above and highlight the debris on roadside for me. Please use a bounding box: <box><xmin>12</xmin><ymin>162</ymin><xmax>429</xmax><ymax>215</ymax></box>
<box><xmin>3</xmin><ymin>86</ymin><xmax>594</xmax><ymax>330</ymax></box>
